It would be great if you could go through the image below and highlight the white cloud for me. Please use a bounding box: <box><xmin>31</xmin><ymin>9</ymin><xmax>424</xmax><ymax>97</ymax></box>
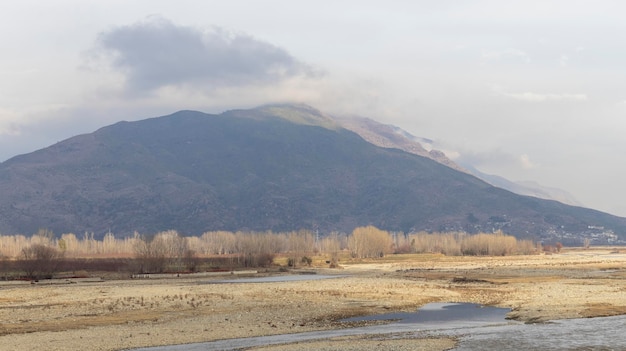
<box><xmin>450</xmin><ymin>146</ymin><xmax>541</xmax><ymax>175</ymax></box>
<box><xmin>0</xmin><ymin>104</ymin><xmax>71</xmax><ymax>137</ymax></box>
<box><xmin>490</xmin><ymin>85</ymin><xmax>588</xmax><ymax>102</ymax></box>
<box><xmin>0</xmin><ymin>124</ymin><xmax>20</xmax><ymax>136</ymax></box>
<box><xmin>519</xmin><ymin>154</ymin><xmax>538</xmax><ymax>169</ymax></box>
<box><xmin>0</xmin><ymin>108</ymin><xmax>20</xmax><ymax>136</ymax></box>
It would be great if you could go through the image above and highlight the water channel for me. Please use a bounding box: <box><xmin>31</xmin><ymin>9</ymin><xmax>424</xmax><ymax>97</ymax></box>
<box><xmin>131</xmin><ymin>274</ymin><xmax>626</xmax><ymax>351</ymax></box>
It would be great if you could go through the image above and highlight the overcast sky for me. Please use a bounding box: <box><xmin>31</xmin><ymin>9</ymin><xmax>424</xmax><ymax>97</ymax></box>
<box><xmin>1</xmin><ymin>1</ymin><xmax>626</xmax><ymax>217</ymax></box>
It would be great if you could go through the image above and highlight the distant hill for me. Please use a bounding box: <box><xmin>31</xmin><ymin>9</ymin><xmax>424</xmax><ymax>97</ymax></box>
<box><xmin>337</xmin><ymin>115</ymin><xmax>583</xmax><ymax>207</ymax></box>
<box><xmin>460</xmin><ymin>164</ymin><xmax>583</xmax><ymax>207</ymax></box>
<box><xmin>0</xmin><ymin>104</ymin><xmax>624</xmax><ymax>244</ymax></box>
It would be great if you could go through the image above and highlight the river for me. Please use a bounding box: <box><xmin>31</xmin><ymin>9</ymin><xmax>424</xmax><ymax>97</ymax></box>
<box><xmin>129</xmin><ymin>302</ymin><xmax>626</xmax><ymax>350</ymax></box>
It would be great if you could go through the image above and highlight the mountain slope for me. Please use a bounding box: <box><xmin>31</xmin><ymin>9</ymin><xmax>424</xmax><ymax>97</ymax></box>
<box><xmin>336</xmin><ymin>116</ymin><xmax>466</xmax><ymax>173</ymax></box>
<box><xmin>0</xmin><ymin>105</ymin><xmax>624</xmax><ymax>242</ymax></box>
<box><xmin>460</xmin><ymin>164</ymin><xmax>583</xmax><ymax>207</ymax></box>
<box><xmin>337</xmin><ymin>115</ymin><xmax>583</xmax><ymax>207</ymax></box>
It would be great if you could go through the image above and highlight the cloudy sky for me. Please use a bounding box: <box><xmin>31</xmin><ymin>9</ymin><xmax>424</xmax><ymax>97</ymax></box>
<box><xmin>1</xmin><ymin>1</ymin><xmax>626</xmax><ymax>216</ymax></box>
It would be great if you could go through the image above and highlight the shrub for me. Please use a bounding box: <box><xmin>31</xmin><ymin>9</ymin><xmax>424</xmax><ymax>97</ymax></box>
<box><xmin>19</xmin><ymin>243</ymin><xmax>63</xmax><ymax>279</ymax></box>
<box><xmin>301</xmin><ymin>256</ymin><xmax>312</xmax><ymax>266</ymax></box>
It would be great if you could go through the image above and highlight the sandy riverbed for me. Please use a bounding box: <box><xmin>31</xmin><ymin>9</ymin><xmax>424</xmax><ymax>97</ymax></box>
<box><xmin>1</xmin><ymin>248</ymin><xmax>625</xmax><ymax>350</ymax></box>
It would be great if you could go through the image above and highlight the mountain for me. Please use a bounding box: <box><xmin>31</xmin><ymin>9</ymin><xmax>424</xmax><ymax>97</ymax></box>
<box><xmin>336</xmin><ymin>116</ymin><xmax>466</xmax><ymax>173</ymax></box>
<box><xmin>337</xmin><ymin>115</ymin><xmax>583</xmax><ymax>207</ymax></box>
<box><xmin>0</xmin><ymin>104</ymin><xmax>625</xmax><ymax>244</ymax></box>
<box><xmin>460</xmin><ymin>164</ymin><xmax>583</xmax><ymax>207</ymax></box>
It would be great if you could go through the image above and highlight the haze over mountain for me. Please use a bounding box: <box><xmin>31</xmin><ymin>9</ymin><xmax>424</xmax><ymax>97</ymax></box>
<box><xmin>337</xmin><ymin>115</ymin><xmax>583</xmax><ymax>207</ymax></box>
<box><xmin>335</xmin><ymin>116</ymin><xmax>466</xmax><ymax>173</ymax></box>
<box><xmin>0</xmin><ymin>104</ymin><xmax>624</xmax><ymax>244</ymax></box>
<box><xmin>460</xmin><ymin>164</ymin><xmax>584</xmax><ymax>207</ymax></box>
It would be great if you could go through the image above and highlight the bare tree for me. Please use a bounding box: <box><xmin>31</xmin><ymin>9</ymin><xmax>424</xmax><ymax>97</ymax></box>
<box><xmin>321</xmin><ymin>231</ymin><xmax>342</xmax><ymax>267</ymax></box>
<box><xmin>20</xmin><ymin>243</ymin><xmax>63</xmax><ymax>279</ymax></box>
<box><xmin>348</xmin><ymin>226</ymin><xmax>393</xmax><ymax>258</ymax></box>
<box><xmin>133</xmin><ymin>231</ymin><xmax>189</xmax><ymax>273</ymax></box>
<box><xmin>287</xmin><ymin>230</ymin><xmax>315</xmax><ymax>268</ymax></box>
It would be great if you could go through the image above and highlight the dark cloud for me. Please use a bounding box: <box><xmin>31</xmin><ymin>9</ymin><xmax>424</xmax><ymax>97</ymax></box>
<box><xmin>95</xmin><ymin>17</ymin><xmax>312</xmax><ymax>93</ymax></box>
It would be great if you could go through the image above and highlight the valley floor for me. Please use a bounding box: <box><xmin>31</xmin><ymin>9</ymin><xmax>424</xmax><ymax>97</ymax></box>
<box><xmin>1</xmin><ymin>248</ymin><xmax>626</xmax><ymax>350</ymax></box>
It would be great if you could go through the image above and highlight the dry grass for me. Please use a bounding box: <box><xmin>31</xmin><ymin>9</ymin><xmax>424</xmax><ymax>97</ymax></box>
<box><xmin>1</xmin><ymin>248</ymin><xmax>626</xmax><ymax>350</ymax></box>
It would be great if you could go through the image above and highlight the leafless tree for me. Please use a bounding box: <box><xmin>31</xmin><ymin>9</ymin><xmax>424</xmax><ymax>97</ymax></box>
<box><xmin>19</xmin><ymin>243</ymin><xmax>63</xmax><ymax>279</ymax></box>
<box><xmin>133</xmin><ymin>231</ymin><xmax>189</xmax><ymax>273</ymax></box>
<box><xmin>348</xmin><ymin>226</ymin><xmax>393</xmax><ymax>258</ymax></box>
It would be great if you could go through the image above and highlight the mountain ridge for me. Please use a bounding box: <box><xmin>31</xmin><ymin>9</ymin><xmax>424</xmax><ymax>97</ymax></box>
<box><xmin>0</xmin><ymin>105</ymin><xmax>624</xmax><ymax>245</ymax></box>
<box><xmin>334</xmin><ymin>114</ymin><xmax>583</xmax><ymax>207</ymax></box>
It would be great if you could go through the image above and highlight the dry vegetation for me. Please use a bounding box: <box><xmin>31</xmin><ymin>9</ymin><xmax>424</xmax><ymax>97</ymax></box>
<box><xmin>0</xmin><ymin>244</ymin><xmax>625</xmax><ymax>350</ymax></box>
<box><xmin>0</xmin><ymin>227</ymin><xmax>537</xmax><ymax>279</ymax></box>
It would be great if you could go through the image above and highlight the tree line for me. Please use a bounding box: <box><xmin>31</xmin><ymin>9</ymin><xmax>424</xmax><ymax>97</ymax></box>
<box><xmin>0</xmin><ymin>226</ymin><xmax>537</xmax><ymax>278</ymax></box>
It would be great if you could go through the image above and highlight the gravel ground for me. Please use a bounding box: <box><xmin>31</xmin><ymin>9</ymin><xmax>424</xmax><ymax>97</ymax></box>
<box><xmin>1</xmin><ymin>249</ymin><xmax>625</xmax><ymax>350</ymax></box>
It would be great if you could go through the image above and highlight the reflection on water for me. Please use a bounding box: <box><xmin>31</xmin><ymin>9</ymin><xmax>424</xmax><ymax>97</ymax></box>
<box><xmin>342</xmin><ymin>302</ymin><xmax>510</xmax><ymax>325</ymax></box>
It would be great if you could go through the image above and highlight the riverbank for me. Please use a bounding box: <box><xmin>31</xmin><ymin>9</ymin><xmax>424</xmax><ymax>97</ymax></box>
<box><xmin>1</xmin><ymin>248</ymin><xmax>625</xmax><ymax>350</ymax></box>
